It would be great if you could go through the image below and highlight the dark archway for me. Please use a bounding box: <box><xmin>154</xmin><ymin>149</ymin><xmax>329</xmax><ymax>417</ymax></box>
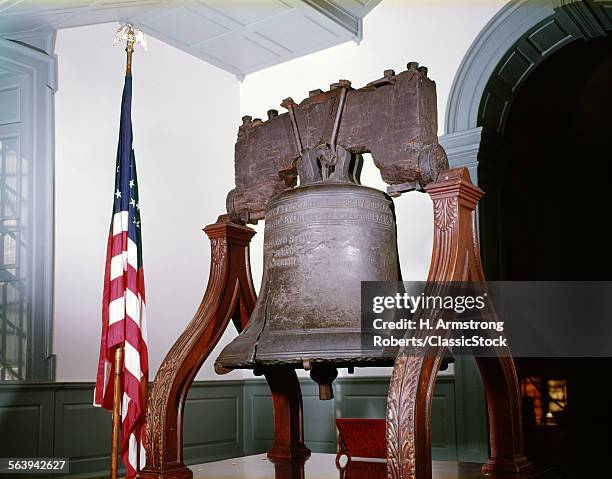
<box><xmin>478</xmin><ymin>34</ymin><xmax>612</xmax><ymax>476</ymax></box>
<box><xmin>483</xmin><ymin>34</ymin><xmax>612</xmax><ymax>280</ymax></box>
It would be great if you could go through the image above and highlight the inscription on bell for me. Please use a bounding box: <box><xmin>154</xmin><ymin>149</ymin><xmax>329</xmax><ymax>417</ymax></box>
<box><xmin>271</xmin><ymin>256</ymin><xmax>297</xmax><ymax>267</ymax></box>
<box><xmin>267</xmin><ymin>232</ymin><xmax>313</xmax><ymax>247</ymax></box>
<box><xmin>269</xmin><ymin>232</ymin><xmax>311</xmax><ymax>268</ymax></box>
<box><xmin>267</xmin><ymin>211</ymin><xmax>394</xmax><ymax>229</ymax></box>
<box><xmin>267</xmin><ymin>195</ymin><xmax>391</xmax><ymax>216</ymax></box>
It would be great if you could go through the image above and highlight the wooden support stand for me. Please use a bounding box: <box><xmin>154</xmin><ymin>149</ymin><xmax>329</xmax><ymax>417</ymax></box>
<box><xmin>137</xmin><ymin>215</ymin><xmax>308</xmax><ymax>479</ymax></box>
<box><xmin>386</xmin><ymin>168</ymin><xmax>532</xmax><ymax>479</ymax></box>
<box><xmin>139</xmin><ymin>169</ymin><xmax>531</xmax><ymax>479</ymax></box>
<box><xmin>264</xmin><ymin>366</ymin><xmax>311</xmax><ymax>462</ymax></box>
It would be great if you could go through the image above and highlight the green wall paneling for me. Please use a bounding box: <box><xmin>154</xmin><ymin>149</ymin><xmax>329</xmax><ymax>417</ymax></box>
<box><xmin>0</xmin><ymin>373</ymin><xmax>484</xmax><ymax>477</ymax></box>
<box><xmin>429</xmin><ymin>379</ymin><xmax>457</xmax><ymax>461</ymax></box>
<box><xmin>0</xmin><ymin>381</ymin><xmax>243</xmax><ymax>478</ymax></box>
<box><xmin>300</xmin><ymin>381</ymin><xmax>336</xmax><ymax>452</ymax></box>
<box><xmin>0</xmin><ymin>383</ymin><xmax>55</xmax><ymax>458</ymax></box>
<box><xmin>453</xmin><ymin>356</ymin><xmax>488</xmax><ymax>463</ymax></box>
<box><xmin>53</xmin><ymin>383</ymin><xmax>113</xmax><ymax>477</ymax></box>
<box><xmin>242</xmin><ymin>379</ymin><xmax>274</xmax><ymax>455</ymax></box>
<box><xmin>243</xmin><ymin>375</ymin><xmax>458</xmax><ymax>460</ymax></box>
<box><xmin>182</xmin><ymin>381</ymin><xmax>244</xmax><ymax>464</ymax></box>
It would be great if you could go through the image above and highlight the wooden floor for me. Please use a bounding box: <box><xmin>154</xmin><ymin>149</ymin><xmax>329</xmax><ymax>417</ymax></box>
<box><xmin>190</xmin><ymin>453</ymin><xmax>557</xmax><ymax>479</ymax></box>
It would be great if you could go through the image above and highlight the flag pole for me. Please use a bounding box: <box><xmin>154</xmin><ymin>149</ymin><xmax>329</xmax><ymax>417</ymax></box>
<box><xmin>109</xmin><ymin>27</ymin><xmax>130</xmax><ymax>479</ymax></box>
<box><xmin>124</xmin><ymin>26</ymin><xmax>135</xmax><ymax>76</ymax></box>
<box><xmin>109</xmin><ymin>23</ymin><xmax>146</xmax><ymax>479</ymax></box>
<box><xmin>110</xmin><ymin>346</ymin><xmax>124</xmax><ymax>479</ymax></box>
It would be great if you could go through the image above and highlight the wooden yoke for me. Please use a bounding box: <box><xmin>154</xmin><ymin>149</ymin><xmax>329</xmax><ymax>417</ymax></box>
<box><xmin>386</xmin><ymin>168</ymin><xmax>532</xmax><ymax>479</ymax></box>
<box><xmin>138</xmin><ymin>215</ymin><xmax>257</xmax><ymax>479</ymax></box>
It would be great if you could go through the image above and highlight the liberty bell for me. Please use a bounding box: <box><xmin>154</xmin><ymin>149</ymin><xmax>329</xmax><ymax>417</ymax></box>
<box><xmin>215</xmin><ymin>142</ymin><xmax>400</xmax><ymax>399</ymax></box>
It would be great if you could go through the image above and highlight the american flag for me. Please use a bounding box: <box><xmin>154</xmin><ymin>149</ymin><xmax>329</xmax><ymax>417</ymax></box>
<box><xmin>94</xmin><ymin>73</ymin><xmax>148</xmax><ymax>478</ymax></box>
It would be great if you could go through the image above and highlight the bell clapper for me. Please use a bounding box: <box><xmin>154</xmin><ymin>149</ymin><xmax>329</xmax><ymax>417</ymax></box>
<box><xmin>309</xmin><ymin>364</ymin><xmax>338</xmax><ymax>400</ymax></box>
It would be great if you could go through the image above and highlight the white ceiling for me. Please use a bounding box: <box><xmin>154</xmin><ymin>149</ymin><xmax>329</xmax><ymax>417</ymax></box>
<box><xmin>0</xmin><ymin>0</ymin><xmax>381</xmax><ymax>78</ymax></box>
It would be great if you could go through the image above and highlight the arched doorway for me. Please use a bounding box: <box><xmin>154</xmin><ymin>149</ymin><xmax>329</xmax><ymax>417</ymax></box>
<box><xmin>492</xmin><ymin>34</ymin><xmax>612</xmax><ymax>281</ymax></box>
<box><xmin>442</xmin><ymin>1</ymin><xmax>612</xmax><ymax>474</ymax></box>
<box><xmin>483</xmin><ymin>33</ymin><xmax>612</xmax><ymax>474</ymax></box>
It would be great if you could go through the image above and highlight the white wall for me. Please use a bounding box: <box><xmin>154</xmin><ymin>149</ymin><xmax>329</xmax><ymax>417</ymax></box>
<box><xmin>53</xmin><ymin>22</ymin><xmax>242</xmax><ymax>381</ymax></box>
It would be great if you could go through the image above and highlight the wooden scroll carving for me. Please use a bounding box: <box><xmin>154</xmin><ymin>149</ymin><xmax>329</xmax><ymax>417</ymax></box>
<box><xmin>386</xmin><ymin>168</ymin><xmax>532</xmax><ymax>479</ymax></box>
<box><xmin>137</xmin><ymin>215</ymin><xmax>257</xmax><ymax>479</ymax></box>
<box><xmin>227</xmin><ymin>63</ymin><xmax>448</xmax><ymax>223</ymax></box>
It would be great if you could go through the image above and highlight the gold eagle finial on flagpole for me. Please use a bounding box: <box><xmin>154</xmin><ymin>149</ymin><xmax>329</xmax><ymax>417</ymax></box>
<box><xmin>114</xmin><ymin>23</ymin><xmax>147</xmax><ymax>75</ymax></box>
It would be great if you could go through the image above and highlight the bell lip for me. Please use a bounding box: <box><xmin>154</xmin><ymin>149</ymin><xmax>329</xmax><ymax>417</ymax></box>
<box><xmin>215</xmin><ymin>356</ymin><xmax>397</xmax><ymax>371</ymax></box>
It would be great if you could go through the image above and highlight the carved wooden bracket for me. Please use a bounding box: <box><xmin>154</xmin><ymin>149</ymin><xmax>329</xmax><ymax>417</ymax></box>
<box><xmin>137</xmin><ymin>215</ymin><xmax>310</xmax><ymax>479</ymax></box>
<box><xmin>137</xmin><ymin>215</ymin><xmax>257</xmax><ymax>479</ymax></box>
<box><xmin>386</xmin><ymin>168</ymin><xmax>532</xmax><ymax>478</ymax></box>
